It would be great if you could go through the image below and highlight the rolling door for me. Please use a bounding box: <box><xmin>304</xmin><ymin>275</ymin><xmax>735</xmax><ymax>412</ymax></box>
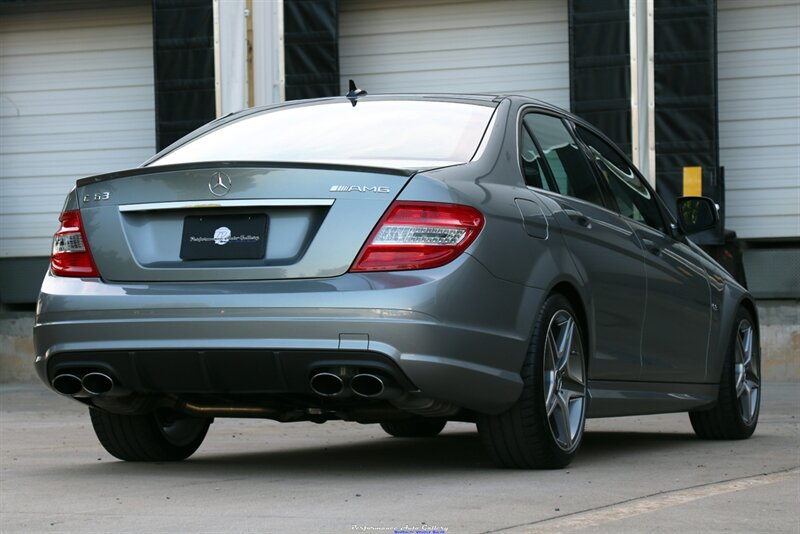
<box><xmin>339</xmin><ymin>0</ymin><xmax>571</xmax><ymax>110</ymax></box>
<box><xmin>0</xmin><ymin>0</ymin><xmax>156</xmax><ymax>260</ymax></box>
<box><xmin>718</xmin><ymin>0</ymin><xmax>800</xmax><ymax>239</ymax></box>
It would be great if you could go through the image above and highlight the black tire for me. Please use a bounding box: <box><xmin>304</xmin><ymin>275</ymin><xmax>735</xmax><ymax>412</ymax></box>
<box><xmin>690</xmin><ymin>307</ymin><xmax>760</xmax><ymax>440</ymax></box>
<box><xmin>477</xmin><ymin>293</ymin><xmax>587</xmax><ymax>469</ymax></box>
<box><xmin>90</xmin><ymin>408</ymin><xmax>211</xmax><ymax>461</ymax></box>
<box><xmin>379</xmin><ymin>417</ymin><xmax>447</xmax><ymax>437</ymax></box>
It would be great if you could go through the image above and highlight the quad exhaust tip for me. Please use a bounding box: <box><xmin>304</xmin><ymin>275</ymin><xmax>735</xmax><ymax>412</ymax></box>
<box><xmin>81</xmin><ymin>372</ymin><xmax>114</xmax><ymax>395</ymax></box>
<box><xmin>52</xmin><ymin>371</ymin><xmax>116</xmax><ymax>396</ymax></box>
<box><xmin>309</xmin><ymin>372</ymin><xmax>345</xmax><ymax>397</ymax></box>
<box><xmin>52</xmin><ymin>374</ymin><xmax>83</xmax><ymax>396</ymax></box>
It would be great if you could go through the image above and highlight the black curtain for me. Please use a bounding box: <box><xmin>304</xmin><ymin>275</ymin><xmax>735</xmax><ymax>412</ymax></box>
<box><xmin>654</xmin><ymin>0</ymin><xmax>722</xmax><ymax>244</ymax></box>
<box><xmin>569</xmin><ymin>0</ymin><xmax>632</xmax><ymax>157</ymax></box>
<box><xmin>283</xmin><ymin>0</ymin><xmax>340</xmax><ymax>100</ymax></box>
<box><xmin>152</xmin><ymin>0</ymin><xmax>216</xmax><ymax>151</ymax></box>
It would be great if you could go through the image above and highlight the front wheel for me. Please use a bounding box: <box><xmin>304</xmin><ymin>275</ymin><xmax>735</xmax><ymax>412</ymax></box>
<box><xmin>690</xmin><ymin>307</ymin><xmax>760</xmax><ymax>439</ymax></box>
<box><xmin>90</xmin><ymin>408</ymin><xmax>211</xmax><ymax>461</ymax></box>
<box><xmin>477</xmin><ymin>294</ymin><xmax>587</xmax><ymax>469</ymax></box>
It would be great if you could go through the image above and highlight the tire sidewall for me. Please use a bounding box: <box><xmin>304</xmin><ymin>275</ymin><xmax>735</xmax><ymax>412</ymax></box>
<box><xmin>525</xmin><ymin>293</ymin><xmax>587</xmax><ymax>464</ymax></box>
<box><xmin>722</xmin><ymin>307</ymin><xmax>761</xmax><ymax>436</ymax></box>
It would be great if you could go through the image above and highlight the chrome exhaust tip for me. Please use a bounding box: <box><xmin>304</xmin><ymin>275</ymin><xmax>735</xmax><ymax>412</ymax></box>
<box><xmin>351</xmin><ymin>373</ymin><xmax>385</xmax><ymax>398</ymax></box>
<box><xmin>52</xmin><ymin>374</ymin><xmax>83</xmax><ymax>396</ymax></box>
<box><xmin>309</xmin><ymin>372</ymin><xmax>345</xmax><ymax>397</ymax></box>
<box><xmin>81</xmin><ymin>372</ymin><xmax>114</xmax><ymax>395</ymax></box>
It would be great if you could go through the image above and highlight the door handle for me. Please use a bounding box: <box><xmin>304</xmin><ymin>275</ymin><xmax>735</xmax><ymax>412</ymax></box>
<box><xmin>564</xmin><ymin>209</ymin><xmax>591</xmax><ymax>228</ymax></box>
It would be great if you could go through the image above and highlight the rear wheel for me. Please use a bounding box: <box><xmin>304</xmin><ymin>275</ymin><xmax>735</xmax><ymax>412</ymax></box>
<box><xmin>379</xmin><ymin>417</ymin><xmax>446</xmax><ymax>437</ymax></box>
<box><xmin>477</xmin><ymin>294</ymin><xmax>587</xmax><ymax>469</ymax></box>
<box><xmin>690</xmin><ymin>308</ymin><xmax>760</xmax><ymax>439</ymax></box>
<box><xmin>90</xmin><ymin>408</ymin><xmax>211</xmax><ymax>461</ymax></box>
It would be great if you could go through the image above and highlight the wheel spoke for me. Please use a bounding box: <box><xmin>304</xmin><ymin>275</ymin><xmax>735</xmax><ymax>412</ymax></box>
<box><xmin>546</xmin><ymin>330</ymin><xmax>558</xmax><ymax>372</ymax></box>
<box><xmin>545</xmin><ymin>374</ymin><xmax>558</xmax><ymax>416</ymax></box>
<box><xmin>741</xmin><ymin>325</ymin><xmax>759</xmax><ymax>381</ymax></box>
<box><xmin>565</xmin><ymin>349</ymin><xmax>585</xmax><ymax>386</ymax></box>
<box><xmin>741</xmin><ymin>326</ymin><xmax>753</xmax><ymax>367</ymax></box>
<box><xmin>748</xmin><ymin>364</ymin><xmax>760</xmax><ymax>382</ymax></box>
<box><xmin>556</xmin><ymin>317</ymin><xmax>575</xmax><ymax>372</ymax></box>
<box><xmin>555</xmin><ymin>392</ymin><xmax>572</xmax><ymax>448</ymax></box>
<box><xmin>748</xmin><ymin>383</ymin><xmax>760</xmax><ymax>421</ymax></box>
<box><xmin>561</xmin><ymin>376</ymin><xmax>585</xmax><ymax>397</ymax></box>
<box><xmin>567</xmin><ymin>396</ymin><xmax>584</xmax><ymax>443</ymax></box>
<box><xmin>743</xmin><ymin>379</ymin><xmax>759</xmax><ymax>422</ymax></box>
<box><xmin>735</xmin><ymin>363</ymin><xmax>746</xmax><ymax>396</ymax></box>
<box><xmin>740</xmin><ymin>380</ymin><xmax>753</xmax><ymax>422</ymax></box>
<box><xmin>735</xmin><ymin>334</ymin><xmax>745</xmax><ymax>365</ymax></box>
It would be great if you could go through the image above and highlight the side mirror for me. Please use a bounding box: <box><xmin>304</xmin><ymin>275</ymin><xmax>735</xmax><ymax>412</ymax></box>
<box><xmin>676</xmin><ymin>196</ymin><xmax>719</xmax><ymax>235</ymax></box>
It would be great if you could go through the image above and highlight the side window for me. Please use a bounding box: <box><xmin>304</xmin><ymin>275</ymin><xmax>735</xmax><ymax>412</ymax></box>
<box><xmin>519</xmin><ymin>127</ymin><xmax>554</xmax><ymax>191</ymax></box>
<box><xmin>523</xmin><ymin>113</ymin><xmax>605</xmax><ymax>206</ymax></box>
<box><xmin>576</xmin><ymin>126</ymin><xmax>665</xmax><ymax>232</ymax></box>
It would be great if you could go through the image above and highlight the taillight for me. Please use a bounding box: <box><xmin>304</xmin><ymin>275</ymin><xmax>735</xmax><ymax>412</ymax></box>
<box><xmin>51</xmin><ymin>210</ymin><xmax>99</xmax><ymax>277</ymax></box>
<box><xmin>350</xmin><ymin>201</ymin><xmax>484</xmax><ymax>272</ymax></box>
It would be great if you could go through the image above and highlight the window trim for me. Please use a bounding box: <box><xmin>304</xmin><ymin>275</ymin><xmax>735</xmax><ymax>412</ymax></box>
<box><xmin>570</xmin><ymin>120</ymin><xmax>670</xmax><ymax>234</ymax></box>
<box><xmin>516</xmin><ymin>106</ymin><xmax>611</xmax><ymax>209</ymax></box>
<box><xmin>518</xmin><ymin>120</ymin><xmax>558</xmax><ymax>191</ymax></box>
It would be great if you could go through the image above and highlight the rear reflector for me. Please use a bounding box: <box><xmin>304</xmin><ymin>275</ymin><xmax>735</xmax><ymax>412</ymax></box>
<box><xmin>51</xmin><ymin>210</ymin><xmax>99</xmax><ymax>277</ymax></box>
<box><xmin>350</xmin><ymin>201</ymin><xmax>484</xmax><ymax>272</ymax></box>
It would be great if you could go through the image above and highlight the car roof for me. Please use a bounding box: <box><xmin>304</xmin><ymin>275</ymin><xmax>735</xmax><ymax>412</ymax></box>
<box><xmin>215</xmin><ymin>93</ymin><xmax>570</xmax><ymax>125</ymax></box>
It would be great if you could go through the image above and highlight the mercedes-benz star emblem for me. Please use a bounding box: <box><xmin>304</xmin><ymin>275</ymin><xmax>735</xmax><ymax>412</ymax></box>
<box><xmin>208</xmin><ymin>172</ymin><xmax>232</xmax><ymax>197</ymax></box>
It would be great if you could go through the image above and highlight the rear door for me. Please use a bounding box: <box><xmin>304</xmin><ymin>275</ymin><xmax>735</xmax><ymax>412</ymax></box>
<box><xmin>523</xmin><ymin>112</ymin><xmax>647</xmax><ymax>381</ymax></box>
<box><xmin>575</xmin><ymin>125</ymin><xmax>712</xmax><ymax>382</ymax></box>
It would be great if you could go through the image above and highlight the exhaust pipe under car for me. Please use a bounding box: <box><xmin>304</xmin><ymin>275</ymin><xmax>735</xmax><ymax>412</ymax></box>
<box><xmin>309</xmin><ymin>372</ymin><xmax>345</xmax><ymax>397</ymax></box>
<box><xmin>52</xmin><ymin>374</ymin><xmax>83</xmax><ymax>396</ymax></box>
<box><xmin>350</xmin><ymin>373</ymin><xmax>385</xmax><ymax>398</ymax></box>
<box><xmin>81</xmin><ymin>372</ymin><xmax>115</xmax><ymax>395</ymax></box>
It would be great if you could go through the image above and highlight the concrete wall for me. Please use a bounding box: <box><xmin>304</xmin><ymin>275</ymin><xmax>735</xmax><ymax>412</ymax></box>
<box><xmin>0</xmin><ymin>310</ymin><xmax>36</xmax><ymax>383</ymax></box>
<box><xmin>756</xmin><ymin>300</ymin><xmax>800</xmax><ymax>381</ymax></box>
<box><xmin>2</xmin><ymin>302</ymin><xmax>798</xmax><ymax>384</ymax></box>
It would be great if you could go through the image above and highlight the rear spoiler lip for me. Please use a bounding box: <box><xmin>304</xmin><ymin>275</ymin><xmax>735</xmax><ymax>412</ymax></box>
<box><xmin>75</xmin><ymin>160</ymin><xmax>417</xmax><ymax>188</ymax></box>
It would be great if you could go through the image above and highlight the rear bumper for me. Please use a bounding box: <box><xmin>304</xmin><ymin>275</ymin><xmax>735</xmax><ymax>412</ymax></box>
<box><xmin>34</xmin><ymin>254</ymin><xmax>543</xmax><ymax>414</ymax></box>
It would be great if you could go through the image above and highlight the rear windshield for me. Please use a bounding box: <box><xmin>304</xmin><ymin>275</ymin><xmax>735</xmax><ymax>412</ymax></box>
<box><xmin>149</xmin><ymin>100</ymin><xmax>496</xmax><ymax>169</ymax></box>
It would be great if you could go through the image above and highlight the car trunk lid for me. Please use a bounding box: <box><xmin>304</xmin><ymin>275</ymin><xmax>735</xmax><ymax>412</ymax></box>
<box><xmin>76</xmin><ymin>162</ymin><xmax>413</xmax><ymax>282</ymax></box>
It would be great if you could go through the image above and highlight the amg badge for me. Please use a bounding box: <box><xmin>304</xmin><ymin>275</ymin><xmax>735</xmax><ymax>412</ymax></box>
<box><xmin>330</xmin><ymin>185</ymin><xmax>391</xmax><ymax>193</ymax></box>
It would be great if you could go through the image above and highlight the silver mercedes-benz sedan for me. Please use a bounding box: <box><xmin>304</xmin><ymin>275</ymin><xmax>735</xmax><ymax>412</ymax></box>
<box><xmin>33</xmin><ymin>93</ymin><xmax>761</xmax><ymax>468</ymax></box>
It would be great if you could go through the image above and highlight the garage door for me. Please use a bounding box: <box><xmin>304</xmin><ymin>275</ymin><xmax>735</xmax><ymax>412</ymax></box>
<box><xmin>718</xmin><ymin>0</ymin><xmax>800</xmax><ymax>239</ymax></box>
<box><xmin>339</xmin><ymin>0</ymin><xmax>570</xmax><ymax>110</ymax></box>
<box><xmin>0</xmin><ymin>0</ymin><xmax>156</xmax><ymax>259</ymax></box>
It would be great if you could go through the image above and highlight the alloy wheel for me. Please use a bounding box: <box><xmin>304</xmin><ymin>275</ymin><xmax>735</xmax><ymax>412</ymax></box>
<box><xmin>734</xmin><ymin>319</ymin><xmax>759</xmax><ymax>425</ymax></box>
<box><xmin>543</xmin><ymin>310</ymin><xmax>586</xmax><ymax>452</ymax></box>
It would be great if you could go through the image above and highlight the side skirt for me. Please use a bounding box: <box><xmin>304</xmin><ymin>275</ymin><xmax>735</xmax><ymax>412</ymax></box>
<box><xmin>587</xmin><ymin>380</ymin><xmax>719</xmax><ymax>418</ymax></box>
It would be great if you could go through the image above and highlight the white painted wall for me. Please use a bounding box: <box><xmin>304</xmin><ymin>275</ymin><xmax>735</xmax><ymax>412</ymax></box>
<box><xmin>0</xmin><ymin>0</ymin><xmax>156</xmax><ymax>258</ymax></box>
<box><xmin>718</xmin><ymin>0</ymin><xmax>800</xmax><ymax>239</ymax></box>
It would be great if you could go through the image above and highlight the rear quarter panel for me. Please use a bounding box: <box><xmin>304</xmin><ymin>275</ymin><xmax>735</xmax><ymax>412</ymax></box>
<box><xmin>405</xmin><ymin>100</ymin><xmax>589</xmax><ymax>359</ymax></box>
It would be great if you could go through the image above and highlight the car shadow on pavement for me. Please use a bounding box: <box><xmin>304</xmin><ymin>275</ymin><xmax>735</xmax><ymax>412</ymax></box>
<box><xmin>578</xmin><ymin>431</ymin><xmax>699</xmax><ymax>464</ymax></box>
<box><xmin>48</xmin><ymin>429</ymin><xmax>703</xmax><ymax>477</ymax></box>
<box><xmin>154</xmin><ymin>432</ymin><xmax>493</xmax><ymax>474</ymax></box>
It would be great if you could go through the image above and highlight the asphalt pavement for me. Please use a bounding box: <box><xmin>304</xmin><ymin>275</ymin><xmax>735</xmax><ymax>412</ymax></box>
<box><xmin>1</xmin><ymin>383</ymin><xmax>798</xmax><ymax>533</ymax></box>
